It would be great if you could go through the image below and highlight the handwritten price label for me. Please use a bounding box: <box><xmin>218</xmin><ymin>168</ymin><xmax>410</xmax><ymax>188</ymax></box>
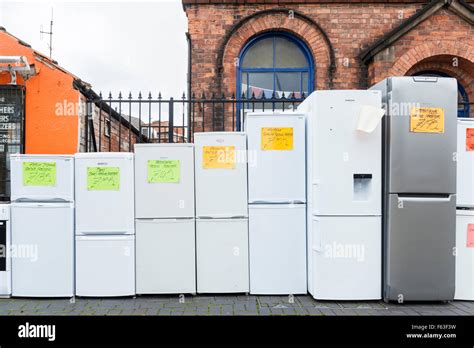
<box><xmin>148</xmin><ymin>160</ymin><xmax>180</xmax><ymax>183</ymax></box>
<box><xmin>23</xmin><ymin>162</ymin><xmax>57</xmax><ymax>187</ymax></box>
<box><xmin>409</xmin><ymin>107</ymin><xmax>445</xmax><ymax>134</ymax></box>
<box><xmin>467</xmin><ymin>224</ymin><xmax>474</xmax><ymax>248</ymax></box>
<box><xmin>87</xmin><ymin>166</ymin><xmax>120</xmax><ymax>191</ymax></box>
<box><xmin>261</xmin><ymin>127</ymin><xmax>294</xmax><ymax>150</ymax></box>
<box><xmin>202</xmin><ymin>146</ymin><xmax>236</xmax><ymax>169</ymax></box>
<box><xmin>466</xmin><ymin>128</ymin><xmax>474</xmax><ymax>152</ymax></box>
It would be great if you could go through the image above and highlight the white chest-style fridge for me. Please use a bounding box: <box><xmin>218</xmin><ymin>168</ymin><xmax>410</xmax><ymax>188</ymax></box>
<box><xmin>455</xmin><ymin>117</ymin><xmax>474</xmax><ymax>301</ymax></box>
<box><xmin>0</xmin><ymin>203</ymin><xmax>11</xmax><ymax>297</ymax></box>
<box><xmin>135</xmin><ymin>143</ymin><xmax>196</xmax><ymax>294</ymax></box>
<box><xmin>246</xmin><ymin>113</ymin><xmax>307</xmax><ymax>295</ymax></box>
<box><xmin>10</xmin><ymin>154</ymin><xmax>74</xmax><ymax>297</ymax></box>
<box><xmin>298</xmin><ymin>90</ymin><xmax>382</xmax><ymax>300</ymax></box>
<box><xmin>194</xmin><ymin>132</ymin><xmax>249</xmax><ymax>293</ymax></box>
<box><xmin>75</xmin><ymin>152</ymin><xmax>135</xmax><ymax>297</ymax></box>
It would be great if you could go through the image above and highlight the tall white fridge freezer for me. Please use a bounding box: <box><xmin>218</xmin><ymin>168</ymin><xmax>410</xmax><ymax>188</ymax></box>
<box><xmin>194</xmin><ymin>132</ymin><xmax>249</xmax><ymax>293</ymax></box>
<box><xmin>135</xmin><ymin>143</ymin><xmax>196</xmax><ymax>294</ymax></box>
<box><xmin>75</xmin><ymin>152</ymin><xmax>135</xmax><ymax>297</ymax></box>
<box><xmin>10</xmin><ymin>154</ymin><xmax>74</xmax><ymax>297</ymax></box>
<box><xmin>246</xmin><ymin>113</ymin><xmax>307</xmax><ymax>295</ymax></box>
<box><xmin>298</xmin><ymin>90</ymin><xmax>382</xmax><ymax>300</ymax></box>
<box><xmin>0</xmin><ymin>203</ymin><xmax>11</xmax><ymax>297</ymax></box>
<box><xmin>455</xmin><ymin>117</ymin><xmax>474</xmax><ymax>301</ymax></box>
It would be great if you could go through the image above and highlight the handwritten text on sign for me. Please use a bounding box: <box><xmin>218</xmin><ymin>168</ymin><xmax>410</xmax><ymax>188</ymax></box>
<box><xmin>202</xmin><ymin>146</ymin><xmax>236</xmax><ymax>169</ymax></box>
<box><xmin>87</xmin><ymin>167</ymin><xmax>120</xmax><ymax>191</ymax></box>
<box><xmin>261</xmin><ymin>127</ymin><xmax>294</xmax><ymax>150</ymax></box>
<box><xmin>409</xmin><ymin>107</ymin><xmax>445</xmax><ymax>134</ymax></box>
<box><xmin>23</xmin><ymin>162</ymin><xmax>57</xmax><ymax>187</ymax></box>
<box><xmin>148</xmin><ymin>160</ymin><xmax>180</xmax><ymax>183</ymax></box>
<box><xmin>466</xmin><ymin>128</ymin><xmax>474</xmax><ymax>152</ymax></box>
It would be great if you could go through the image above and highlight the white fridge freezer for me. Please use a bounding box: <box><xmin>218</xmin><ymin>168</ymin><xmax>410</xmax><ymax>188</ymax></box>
<box><xmin>246</xmin><ymin>113</ymin><xmax>306</xmax><ymax>204</ymax></box>
<box><xmin>0</xmin><ymin>204</ymin><xmax>11</xmax><ymax>297</ymax></box>
<box><xmin>10</xmin><ymin>154</ymin><xmax>74</xmax><ymax>202</ymax></box>
<box><xmin>75</xmin><ymin>152</ymin><xmax>135</xmax><ymax>297</ymax></box>
<box><xmin>134</xmin><ymin>143</ymin><xmax>195</xmax><ymax>219</ymax></box>
<box><xmin>457</xmin><ymin>118</ymin><xmax>474</xmax><ymax>208</ymax></box>
<box><xmin>248</xmin><ymin>205</ymin><xmax>306</xmax><ymax>294</ymax></box>
<box><xmin>308</xmin><ymin>215</ymin><xmax>381</xmax><ymax>300</ymax></box>
<box><xmin>455</xmin><ymin>209</ymin><xmax>474</xmax><ymax>301</ymax></box>
<box><xmin>196</xmin><ymin>218</ymin><xmax>249</xmax><ymax>293</ymax></box>
<box><xmin>11</xmin><ymin>202</ymin><xmax>74</xmax><ymax>297</ymax></box>
<box><xmin>136</xmin><ymin>219</ymin><xmax>196</xmax><ymax>294</ymax></box>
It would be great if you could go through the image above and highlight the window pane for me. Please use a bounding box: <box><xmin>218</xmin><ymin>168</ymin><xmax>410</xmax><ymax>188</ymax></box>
<box><xmin>275</xmin><ymin>37</ymin><xmax>308</xmax><ymax>68</ymax></box>
<box><xmin>248</xmin><ymin>73</ymin><xmax>274</xmax><ymax>98</ymax></box>
<box><xmin>241</xmin><ymin>38</ymin><xmax>273</xmax><ymax>68</ymax></box>
<box><xmin>275</xmin><ymin>72</ymin><xmax>301</xmax><ymax>97</ymax></box>
<box><xmin>241</xmin><ymin>73</ymin><xmax>248</xmax><ymax>98</ymax></box>
<box><xmin>302</xmin><ymin>72</ymin><xmax>309</xmax><ymax>97</ymax></box>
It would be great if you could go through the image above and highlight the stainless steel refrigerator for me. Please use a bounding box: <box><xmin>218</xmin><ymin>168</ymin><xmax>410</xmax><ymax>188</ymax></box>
<box><xmin>371</xmin><ymin>76</ymin><xmax>457</xmax><ymax>302</ymax></box>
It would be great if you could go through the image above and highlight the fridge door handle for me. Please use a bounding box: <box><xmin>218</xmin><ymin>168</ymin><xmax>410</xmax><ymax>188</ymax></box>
<box><xmin>15</xmin><ymin>197</ymin><xmax>69</xmax><ymax>202</ymax></box>
<box><xmin>79</xmin><ymin>231</ymin><xmax>129</xmax><ymax>235</ymax></box>
<box><xmin>397</xmin><ymin>195</ymin><xmax>453</xmax><ymax>203</ymax></box>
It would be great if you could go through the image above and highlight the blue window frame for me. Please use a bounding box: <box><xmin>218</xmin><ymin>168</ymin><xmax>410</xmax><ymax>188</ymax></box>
<box><xmin>236</xmin><ymin>32</ymin><xmax>314</xmax><ymax>129</ymax></box>
<box><xmin>413</xmin><ymin>70</ymin><xmax>470</xmax><ymax>118</ymax></box>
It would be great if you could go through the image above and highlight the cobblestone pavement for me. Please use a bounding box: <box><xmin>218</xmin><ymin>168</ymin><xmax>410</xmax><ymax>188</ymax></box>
<box><xmin>0</xmin><ymin>295</ymin><xmax>473</xmax><ymax>315</ymax></box>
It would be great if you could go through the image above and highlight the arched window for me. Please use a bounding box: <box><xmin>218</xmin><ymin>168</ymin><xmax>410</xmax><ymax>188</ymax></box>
<box><xmin>413</xmin><ymin>71</ymin><xmax>470</xmax><ymax>118</ymax></box>
<box><xmin>238</xmin><ymin>32</ymin><xmax>313</xmax><ymax>101</ymax></box>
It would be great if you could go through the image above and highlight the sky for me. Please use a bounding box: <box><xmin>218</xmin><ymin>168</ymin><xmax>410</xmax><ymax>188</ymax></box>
<box><xmin>0</xmin><ymin>0</ymin><xmax>189</xmax><ymax>98</ymax></box>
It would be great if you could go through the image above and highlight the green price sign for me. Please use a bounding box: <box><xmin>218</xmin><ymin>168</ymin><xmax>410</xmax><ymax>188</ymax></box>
<box><xmin>148</xmin><ymin>160</ymin><xmax>180</xmax><ymax>183</ymax></box>
<box><xmin>23</xmin><ymin>162</ymin><xmax>57</xmax><ymax>187</ymax></box>
<box><xmin>87</xmin><ymin>166</ymin><xmax>120</xmax><ymax>191</ymax></box>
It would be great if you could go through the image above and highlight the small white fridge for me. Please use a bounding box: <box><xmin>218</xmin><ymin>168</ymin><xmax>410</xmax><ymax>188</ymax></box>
<box><xmin>246</xmin><ymin>112</ymin><xmax>307</xmax><ymax>295</ymax></box>
<box><xmin>298</xmin><ymin>90</ymin><xmax>382</xmax><ymax>300</ymax></box>
<box><xmin>194</xmin><ymin>132</ymin><xmax>249</xmax><ymax>293</ymax></box>
<box><xmin>455</xmin><ymin>117</ymin><xmax>474</xmax><ymax>301</ymax></box>
<box><xmin>0</xmin><ymin>203</ymin><xmax>11</xmax><ymax>297</ymax></box>
<box><xmin>75</xmin><ymin>152</ymin><xmax>135</xmax><ymax>297</ymax></box>
<box><xmin>134</xmin><ymin>143</ymin><xmax>196</xmax><ymax>294</ymax></box>
<box><xmin>10</xmin><ymin>154</ymin><xmax>75</xmax><ymax>297</ymax></box>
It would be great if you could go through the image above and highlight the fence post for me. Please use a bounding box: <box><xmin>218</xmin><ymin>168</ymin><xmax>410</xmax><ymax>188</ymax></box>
<box><xmin>169</xmin><ymin>97</ymin><xmax>174</xmax><ymax>143</ymax></box>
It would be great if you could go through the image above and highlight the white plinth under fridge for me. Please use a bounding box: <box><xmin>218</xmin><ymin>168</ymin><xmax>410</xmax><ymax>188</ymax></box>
<box><xmin>75</xmin><ymin>152</ymin><xmax>135</xmax><ymax>297</ymax></box>
<box><xmin>135</xmin><ymin>143</ymin><xmax>196</xmax><ymax>294</ymax></box>
<box><xmin>0</xmin><ymin>204</ymin><xmax>11</xmax><ymax>297</ymax></box>
<box><xmin>246</xmin><ymin>112</ymin><xmax>307</xmax><ymax>295</ymax></box>
<box><xmin>10</xmin><ymin>154</ymin><xmax>74</xmax><ymax>297</ymax></box>
<box><xmin>298</xmin><ymin>90</ymin><xmax>382</xmax><ymax>300</ymax></box>
<box><xmin>194</xmin><ymin>132</ymin><xmax>249</xmax><ymax>293</ymax></box>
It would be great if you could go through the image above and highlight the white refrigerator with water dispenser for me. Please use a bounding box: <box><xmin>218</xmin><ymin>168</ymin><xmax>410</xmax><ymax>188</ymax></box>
<box><xmin>134</xmin><ymin>143</ymin><xmax>196</xmax><ymax>294</ymax></box>
<box><xmin>75</xmin><ymin>152</ymin><xmax>135</xmax><ymax>297</ymax></box>
<box><xmin>194</xmin><ymin>132</ymin><xmax>249</xmax><ymax>293</ymax></box>
<box><xmin>298</xmin><ymin>90</ymin><xmax>382</xmax><ymax>300</ymax></box>
<box><xmin>246</xmin><ymin>113</ymin><xmax>307</xmax><ymax>295</ymax></box>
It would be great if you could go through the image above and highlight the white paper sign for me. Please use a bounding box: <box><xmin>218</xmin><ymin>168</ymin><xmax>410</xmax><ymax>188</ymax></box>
<box><xmin>357</xmin><ymin>105</ymin><xmax>385</xmax><ymax>133</ymax></box>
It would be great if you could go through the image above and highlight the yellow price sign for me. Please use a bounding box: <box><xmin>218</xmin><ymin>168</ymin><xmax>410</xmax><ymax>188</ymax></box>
<box><xmin>409</xmin><ymin>107</ymin><xmax>445</xmax><ymax>134</ymax></box>
<box><xmin>202</xmin><ymin>146</ymin><xmax>236</xmax><ymax>169</ymax></box>
<box><xmin>261</xmin><ymin>127</ymin><xmax>294</xmax><ymax>150</ymax></box>
<box><xmin>87</xmin><ymin>166</ymin><xmax>120</xmax><ymax>191</ymax></box>
<box><xmin>23</xmin><ymin>162</ymin><xmax>57</xmax><ymax>187</ymax></box>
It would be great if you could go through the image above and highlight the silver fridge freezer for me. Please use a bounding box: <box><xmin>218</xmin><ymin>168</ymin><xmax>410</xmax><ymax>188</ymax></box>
<box><xmin>371</xmin><ymin>76</ymin><xmax>457</xmax><ymax>302</ymax></box>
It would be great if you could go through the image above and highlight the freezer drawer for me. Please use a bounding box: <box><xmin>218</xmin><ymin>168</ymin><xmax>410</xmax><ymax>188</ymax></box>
<box><xmin>246</xmin><ymin>113</ymin><xmax>306</xmax><ymax>203</ymax></box>
<box><xmin>136</xmin><ymin>219</ymin><xmax>196</xmax><ymax>294</ymax></box>
<box><xmin>11</xmin><ymin>203</ymin><xmax>74</xmax><ymax>297</ymax></box>
<box><xmin>457</xmin><ymin>118</ymin><xmax>474</xmax><ymax>207</ymax></box>
<box><xmin>134</xmin><ymin>144</ymin><xmax>195</xmax><ymax>218</ymax></box>
<box><xmin>384</xmin><ymin>194</ymin><xmax>456</xmax><ymax>301</ymax></box>
<box><xmin>248</xmin><ymin>204</ymin><xmax>306</xmax><ymax>295</ymax></box>
<box><xmin>10</xmin><ymin>154</ymin><xmax>74</xmax><ymax>202</ymax></box>
<box><xmin>196</xmin><ymin>218</ymin><xmax>249</xmax><ymax>293</ymax></box>
<box><xmin>76</xmin><ymin>235</ymin><xmax>135</xmax><ymax>297</ymax></box>
<box><xmin>309</xmin><ymin>215</ymin><xmax>381</xmax><ymax>300</ymax></box>
<box><xmin>455</xmin><ymin>210</ymin><xmax>474</xmax><ymax>300</ymax></box>
<box><xmin>0</xmin><ymin>204</ymin><xmax>11</xmax><ymax>296</ymax></box>
<box><xmin>376</xmin><ymin>77</ymin><xmax>457</xmax><ymax>194</ymax></box>
<box><xmin>75</xmin><ymin>153</ymin><xmax>135</xmax><ymax>234</ymax></box>
<box><xmin>194</xmin><ymin>133</ymin><xmax>248</xmax><ymax>218</ymax></box>
<box><xmin>309</xmin><ymin>91</ymin><xmax>382</xmax><ymax>215</ymax></box>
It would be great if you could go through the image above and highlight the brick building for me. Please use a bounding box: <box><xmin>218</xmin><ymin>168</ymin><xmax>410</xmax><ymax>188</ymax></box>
<box><xmin>182</xmin><ymin>0</ymin><xmax>473</xmax><ymax>129</ymax></box>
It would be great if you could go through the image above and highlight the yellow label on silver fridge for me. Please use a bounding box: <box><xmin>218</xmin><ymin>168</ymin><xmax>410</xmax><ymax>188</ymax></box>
<box><xmin>409</xmin><ymin>107</ymin><xmax>445</xmax><ymax>134</ymax></box>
